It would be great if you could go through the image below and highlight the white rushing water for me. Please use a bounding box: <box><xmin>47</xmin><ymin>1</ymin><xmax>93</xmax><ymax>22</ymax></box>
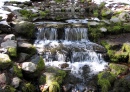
<box><xmin>34</xmin><ymin>22</ymin><xmax>108</xmax><ymax>79</ymax></box>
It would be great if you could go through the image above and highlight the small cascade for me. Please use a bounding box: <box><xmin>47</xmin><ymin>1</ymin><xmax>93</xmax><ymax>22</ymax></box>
<box><xmin>34</xmin><ymin>20</ymin><xmax>107</xmax><ymax>91</ymax></box>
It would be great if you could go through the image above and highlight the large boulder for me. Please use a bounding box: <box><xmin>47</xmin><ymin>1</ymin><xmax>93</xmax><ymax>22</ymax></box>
<box><xmin>0</xmin><ymin>54</ymin><xmax>12</xmax><ymax>69</ymax></box>
<box><xmin>14</xmin><ymin>21</ymin><xmax>36</xmax><ymax>38</ymax></box>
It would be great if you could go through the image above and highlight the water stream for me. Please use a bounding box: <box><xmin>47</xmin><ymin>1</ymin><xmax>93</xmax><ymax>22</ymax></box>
<box><xmin>34</xmin><ymin>19</ymin><xmax>108</xmax><ymax>91</ymax></box>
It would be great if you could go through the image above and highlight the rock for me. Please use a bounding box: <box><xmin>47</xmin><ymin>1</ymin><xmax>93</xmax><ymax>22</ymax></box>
<box><xmin>0</xmin><ymin>73</ymin><xmax>7</xmax><ymax>86</ymax></box>
<box><xmin>100</xmin><ymin>27</ymin><xmax>107</xmax><ymax>32</ymax></box>
<box><xmin>98</xmin><ymin>71</ymin><xmax>116</xmax><ymax>92</ymax></box>
<box><xmin>110</xmin><ymin>17</ymin><xmax>121</xmax><ymax>23</ymax></box>
<box><xmin>22</xmin><ymin>62</ymin><xmax>37</xmax><ymax>72</ymax></box>
<box><xmin>63</xmin><ymin>84</ymin><xmax>74</xmax><ymax>92</ymax></box>
<box><xmin>88</xmin><ymin>21</ymin><xmax>99</xmax><ymax>26</ymax></box>
<box><xmin>18</xmin><ymin>41</ymin><xmax>36</xmax><ymax>55</ymax></box>
<box><xmin>1</xmin><ymin>40</ymin><xmax>17</xmax><ymax>48</ymax></box>
<box><xmin>19</xmin><ymin>53</ymin><xmax>29</xmax><ymax>62</ymax></box>
<box><xmin>14</xmin><ymin>21</ymin><xmax>36</xmax><ymax>38</ymax></box>
<box><xmin>3</xmin><ymin>34</ymin><xmax>15</xmax><ymax>41</ymax></box>
<box><xmin>58</xmin><ymin>63</ymin><xmax>69</xmax><ymax>69</ymax></box>
<box><xmin>11</xmin><ymin>77</ymin><xmax>21</xmax><ymax>88</ymax></box>
<box><xmin>0</xmin><ymin>21</ymin><xmax>11</xmax><ymax>33</ymax></box>
<box><xmin>118</xmin><ymin>12</ymin><xmax>130</xmax><ymax>22</ymax></box>
<box><xmin>113</xmin><ymin>74</ymin><xmax>130</xmax><ymax>92</ymax></box>
<box><xmin>1</xmin><ymin>40</ymin><xmax>17</xmax><ymax>57</ymax></box>
<box><xmin>109</xmin><ymin>63</ymin><xmax>129</xmax><ymax>75</ymax></box>
<box><xmin>0</xmin><ymin>53</ymin><xmax>12</xmax><ymax>69</ymax></box>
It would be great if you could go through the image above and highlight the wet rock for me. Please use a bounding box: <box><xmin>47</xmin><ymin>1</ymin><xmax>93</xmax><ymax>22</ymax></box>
<box><xmin>58</xmin><ymin>63</ymin><xmax>69</xmax><ymax>69</ymax></box>
<box><xmin>62</xmin><ymin>84</ymin><xmax>74</xmax><ymax>92</ymax></box>
<box><xmin>0</xmin><ymin>53</ymin><xmax>12</xmax><ymax>69</ymax></box>
<box><xmin>88</xmin><ymin>21</ymin><xmax>99</xmax><ymax>26</ymax></box>
<box><xmin>0</xmin><ymin>21</ymin><xmax>11</xmax><ymax>33</ymax></box>
<box><xmin>22</xmin><ymin>62</ymin><xmax>37</xmax><ymax>72</ymax></box>
<box><xmin>3</xmin><ymin>34</ymin><xmax>15</xmax><ymax>41</ymax></box>
<box><xmin>11</xmin><ymin>77</ymin><xmax>21</xmax><ymax>88</ymax></box>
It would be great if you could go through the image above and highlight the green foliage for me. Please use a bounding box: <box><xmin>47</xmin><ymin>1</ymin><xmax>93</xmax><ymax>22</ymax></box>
<box><xmin>98</xmin><ymin>2</ymin><xmax>106</xmax><ymax>9</ymax></box>
<box><xmin>19</xmin><ymin>9</ymin><xmax>38</xmax><ymax>21</ymax></box>
<box><xmin>88</xmin><ymin>27</ymin><xmax>102</xmax><ymax>42</ymax></box>
<box><xmin>109</xmin><ymin>63</ymin><xmax>129</xmax><ymax>76</ymax></box>
<box><xmin>39</xmin><ymin>11</ymin><xmax>47</xmax><ymax>17</ymax></box>
<box><xmin>13</xmin><ymin>64</ymin><xmax>23</xmax><ymax>78</ymax></box>
<box><xmin>8</xmin><ymin>47</ymin><xmax>17</xmax><ymax>57</ymax></box>
<box><xmin>101</xmin><ymin>40</ymin><xmax>111</xmax><ymax>50</ymax></box>
<box><xmin>22</xmin><ymin>83</ymin><xmax>35</xmax><ymax>92</ymax></box>
<box><xmin>98</xmin><ymin>71</ymin><xmax>116</xmax><ymax>92</ymax></box>
<box><xmin>5</xmin><ymin>85</ymin><xmax>16</xmax><ymax>92</ymax></box>
<box><xmin>39</xmin><ymin>75</ymin><xmax>46</xmax><ymax>85</ymax></box>
<box><xmin>37</xmin><ymin>56</ymin><xmax>45</xmax><ymax>71</ymax></box>
<box><xmin>93</xmin><ymin>10</ymin><xmax>98</xmax><ymax>17</ymax></box>
<box><xmin>49</xmin><ymin>82</ymin><xmax>60</xmax><ymax>92</ymax></box>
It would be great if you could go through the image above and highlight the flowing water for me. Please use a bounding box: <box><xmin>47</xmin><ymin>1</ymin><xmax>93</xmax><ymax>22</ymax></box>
<box><xmin>34</xmin><ymin>19</ymin><xmax>108</xmax><ymax>91</ymax></box>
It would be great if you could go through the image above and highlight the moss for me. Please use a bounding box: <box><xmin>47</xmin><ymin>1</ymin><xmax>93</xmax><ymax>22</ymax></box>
<box><xmin>0</xmin><ymin>16</ymin><xmax>2</xmax><ymax>20</ymax></box>
<box><xmin>13</xmin><ymin>64</ymin><xmax>23</xmax><ymax>78</ymax></box>
<box><xmin>19</xmin><ymin>9</ymin><xmax>38</xmax><ymax>21</ymax></box>
<box><xmin>49</xmin><ymin>81</ymin><xmax>60</xmax><ymax>92</ymax></box>
<box><xmin>93</xmin><ymin>10</ymin><xmax>99</xmax><ymax>17</ymax></box>
<box><xmin>8</xmin><ymin>47</ymin><xmax>17</xmax><ymax>57</ymax></box>
<box><xmin>36</xmin><ymin>56</ymin><xmax>45</xmax><ymax>71</ymax></box>
<box><xmin>109</xmin><ymin>63</ymin><xmax>128</xmax><ymax>76</ymax></box>
<box><xmin>98</xmin><ymin>71</ymin><xmax>116</xmax><ymax>92</ymax></box>
<box><xmin>123</xmin><ymin>23</ymin><xmax>130</xmax><ymax>32</ymax></box>
<box><xmin>122</xmin><ymin>43</ymin><xmax>130</xmax><ymax>52</ymax></box>
<box><xmin>0</xmin><ymin>54</ymin><xmax>12</xmax><ymax>69</ymax></box>
<box><xmin>88</xmin><ymin>27</ymin><xmax>102</xmax><ymax>42</ymax></box>
<box><xmin>39</xmin><ymin>11</ymin><xmax>47</xmax><ymax>17</ymax></box>
<box><xmin>15</xmin><ymin>22</ymin><xmax>35</xmax><ymax>38</ymax></box>
<box><xmin>39</xmin><ymin>75</ymin><xmax>46</xmax><ymax>85</ymax></box>
<box><xmin>101</xmin><ymin>40</ymin><xmax>111</xmax><ymax>50</ymax></box>
<box><xmin>22</xmin><ymin>83</ymin><xmax>35</xmax><ymax>92</ymax></box>
<box><xmin>5</xmin><ymin>85</ymin><xmax>16</xmax><ymax>92</ymax></box>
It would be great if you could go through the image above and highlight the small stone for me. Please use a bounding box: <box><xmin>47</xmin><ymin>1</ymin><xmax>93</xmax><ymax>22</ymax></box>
<box><xmin>22</xmin><ymin>62</ymin><xmax>37</xmax><ymax>72</ymax></box>
<box><xmin>11</xmin><ymin>77</ymin><xmax>21</xmax><ymax>88</ymax></box>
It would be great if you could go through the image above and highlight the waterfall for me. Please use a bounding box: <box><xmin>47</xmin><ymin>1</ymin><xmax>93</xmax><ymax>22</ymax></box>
<box><xmin>34</xmin><ymin>21</ymin><xmax>107</xmax><ymax>90</ymax></box>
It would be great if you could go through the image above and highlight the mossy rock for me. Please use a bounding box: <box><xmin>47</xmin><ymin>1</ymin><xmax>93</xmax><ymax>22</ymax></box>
<box><xmin>113</xmin><ymin>74</ymin><xmax>130</xmax><ymax>92</ymax></box>
<box><xmin>18</xmin><ymin>42</ymin><xmax>37</xmax><ymax>56</ymax></box>
<box><xmin>8</xmin><ymin>47</ymin><xmax>17</xmax><ymax>57</ymax></box>
<box><xmin>98</xmin><ymin>71</ymin><xmax>116</xmax><ymax>92</ymax></box>
<box><xmin>109</xmin><ymin>63</ymin><xmax>129</xmax><ymax>76</ymax></box>
<box><xmin>49</xmin><ymin>81</ymin><xmax>60</xmax><ymax>92</ymax></box>
<box><xmin>122</xmin><ymin>43</ymin><xmax>130</xmax><ymax>53</ymax></box>
<box><xmin>123</xmin><ymin>23</ymin><xmax>130</xmax><ymax>32</ymax></box>
<box><xmin>4</xmin><ymin>85</ymin><xmax>16</xmax><ymax>92</ymax></box>
<box><xmin>14</xmin><ymin>21</ymin><xmax>35</xmax><ymax>38</ymax></box>
<box><xmin>13</xmin><ymin>64</ymin><xmax>23</xmax><ymax>78</ymax></box>
<box><xmin>22</xmin><ymin>82</ymin><xmax>35</xmax><ymax>92</ymax></box>
<box><xmin>19</xmin><ymin>9</ymin><xmax>38</xmax><ymax>21</ymax></box>
<box><xmin>0</xmin><ymin>54</ymin><xmax>12</xmax><ymax>69</ymax></box>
